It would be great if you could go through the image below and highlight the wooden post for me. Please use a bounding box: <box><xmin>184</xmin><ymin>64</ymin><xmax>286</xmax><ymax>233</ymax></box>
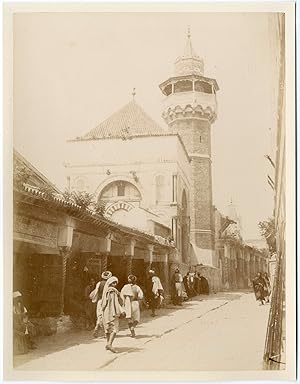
<box><xmin>58</xmin><ymin>224</ymin><xmax>73</xmax><ymax>315</ymax></box>
<box><xmin>125</xmin><ymin>239</ymin><xmax>135</xmax><ymax>276</ymax></box>
<box><xmin>99</xmin><ymin>234</ymin><xmax>112</xmax><ymax>273</ymax></box>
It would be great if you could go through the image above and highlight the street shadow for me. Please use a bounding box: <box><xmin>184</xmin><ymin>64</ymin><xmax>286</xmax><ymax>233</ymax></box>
<box><xmin>13</xmin><ymin>330</ymin><xmax>101</xmax><ymax>368</ymax></box>
<box><xmin>134</xmin><ymin>334</ymin><xmax>157</xmax><ymax>340</ymax></box>
<box><xmin>115</xmin><ymin>346</ymin><xmax>144</xmax><ymax>354</ymax></box>
<box><xmin>117</xmin><ymin>333</ymin><xmax>157</xmax><ymax>339</ymax></box>
<box><xmin>14</xmin><ymin>290</ymin><xmax>250</xmax><ymax>368</ymax></box>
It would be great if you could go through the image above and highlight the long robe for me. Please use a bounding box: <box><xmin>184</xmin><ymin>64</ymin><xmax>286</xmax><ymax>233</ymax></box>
<box><xmin>171</xmin><ymin>272</ymin><xmax>183</xmax><ymax>301</ymax></box>
<box><xmin>121</xmin><ymin>284</ymin><xmax>143</xmax><ymax>324</ymax></box>
<box><xmin>146</xmin><ymin>275</ymin><xmax>163</xmax><ymax>310</ymax></box>
<box><xmin>252</xmin><ymin>276</ymin><xmax>266</xmax><ymax>301</ymax></box>
<box><xmin>101</xmin><ymin>287</ymin><xmax>123</xmax><ymax>334</ymax></box>
<box><xmin>13</xmin><ymin>304</ymin><xmax>29</xmax><ymax>355</ymax></box>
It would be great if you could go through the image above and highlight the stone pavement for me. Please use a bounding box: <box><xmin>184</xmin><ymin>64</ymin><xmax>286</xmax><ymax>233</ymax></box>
<box><xmin>14</xmin><ymin>292</ymin><xmax>242</xmax><ymax>371</ymax></box>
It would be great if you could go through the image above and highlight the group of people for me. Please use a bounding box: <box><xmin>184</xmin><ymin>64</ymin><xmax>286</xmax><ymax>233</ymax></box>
<box><xmin>85</xmin><ymin>269</ymin><xmax>164</xmax><ymax>353</ymax></box>
<box><xmin>171</xmin><ymin>269</ymin><xmax>209</xmax><ymax>306</ymax></box>
<box><xmin>13</xmin><ymin>267</ymin><xmax>273</xmax><ymax>356</ymax></box>
<box><xmin>252</xmin><ymin>272</ymin><xmax>271</xmax><ymax>305</ymax></box>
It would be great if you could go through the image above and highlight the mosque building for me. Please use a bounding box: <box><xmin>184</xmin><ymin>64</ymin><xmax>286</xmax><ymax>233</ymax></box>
<box><xmin>64</xmin><ymin>31</ymin><xmax>267</xmax><ymax>291</ymax></box>
<box><xmin>12</xmin><ymin>32</ymin><xmax>269</xmax><ymax>331</ymax></box>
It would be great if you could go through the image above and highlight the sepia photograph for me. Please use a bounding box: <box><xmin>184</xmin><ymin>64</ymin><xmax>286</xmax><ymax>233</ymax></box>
<box><xmin>3</xmin><ymin>2</ymin><xmax>296</xmax><ymax>381</ymax></box>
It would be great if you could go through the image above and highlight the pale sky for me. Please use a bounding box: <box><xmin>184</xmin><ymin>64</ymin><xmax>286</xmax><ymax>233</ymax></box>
<box><xmin>13</xmin><ymin>12</ymin><xmax>279</xmax><ymax>239</ymax></box>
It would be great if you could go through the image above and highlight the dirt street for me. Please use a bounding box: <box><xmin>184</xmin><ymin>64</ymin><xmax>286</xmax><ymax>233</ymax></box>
<box><xmin>14</xmin><ymin>292</ymin><xmax>270</xmax><ymax>371</ymax></box>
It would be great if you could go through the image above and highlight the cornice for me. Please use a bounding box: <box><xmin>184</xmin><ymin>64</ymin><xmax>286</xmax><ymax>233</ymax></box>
<box><xmin>162</xmin><ymin>104</ymin><xmax>217</xmax><ymax>125</ymax></box>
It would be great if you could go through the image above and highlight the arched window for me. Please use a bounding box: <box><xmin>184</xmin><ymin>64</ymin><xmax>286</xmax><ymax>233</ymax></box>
<box><xmin>100</xmin><ymin>180</ymin><xmax>141</xmax><ymax>202</ymax></box>
<box><xmin>117</xmin><ymin>182</ymin><xmax>125</xmax><ymax>196</ymax></box>
<box><xmin>155</xmin><ymin>175</ymin><xmax>165</xmax><ymax>204</ymax></box>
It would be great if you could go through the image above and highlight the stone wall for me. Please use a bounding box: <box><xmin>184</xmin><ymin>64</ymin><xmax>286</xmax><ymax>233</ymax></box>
<box><xmin>170</xmin><ymin>118</ymin><xmax>214</xmax><ymax>251</ymax></box>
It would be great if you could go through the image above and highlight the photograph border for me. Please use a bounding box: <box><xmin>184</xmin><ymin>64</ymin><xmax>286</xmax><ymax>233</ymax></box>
<box><xmin>3</xmin><ymin>1</ymin><xmax>296</xmax><ymax>381</ymax></box>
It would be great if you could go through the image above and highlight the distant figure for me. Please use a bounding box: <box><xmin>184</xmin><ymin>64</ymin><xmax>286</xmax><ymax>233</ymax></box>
<box><xmin>101</xmin><ymin>276</ymin><xmax>125</xmax><ymax>353</ymax></box>
<box><xmin>13</xmin><ymin>291</ymin><xmax>36</xmax><ymax>355</ymax></box>
<box><xmin>252</xmin><ymin>272</ymin><xmax>266</xmax><ymax>305</ymax></box>
<box><xmin>194</xmin><ymin>273</ymin><xmax>201</xmax><ymax>295</ymax></box>
<box><xmin>84</xmin><ymin>277</ymin><xmax>96</xmax><ymax>330</ymax></box>
<box><xmin>171</xmin><ymin>268</ymin><xmax>183</xmax><ymax>306</ymax></box>
<box><xmin>184</xmin><ymin>272</ymin><xmax>196</xmax><ymax>299</ymax></box>
<box><xmin>263</xmin><ymin>272</ymin><xmax>271</xmax><ymax>303</ymax></box>
<box><xmin>183</xmin><ymin>273</ymin><xmax>189</xmax><ymax>298</ymax></box>
<box><xmin>120</xmin><ymin>275</ymin><xmax>144</xmax><ymax>337</ymax></box>
<box><xmin>89</xmin><ymin>270</ymin><xmax>112</xmax><ymax>337</ymax></box>
<box><xmin>146</xmin><ymin>270</ymin><xmax>164</xmax><ymax>317</ymax></box>
<box><xmin>199</xmin><ymin>274</ymin><xmax>209</xmax><ymax>295</ymax></box>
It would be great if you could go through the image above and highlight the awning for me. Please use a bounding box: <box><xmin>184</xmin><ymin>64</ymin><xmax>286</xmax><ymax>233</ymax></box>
<box><xmin>190</xmin><ymin>242</ymin><xmax>215</xmax><ymax>268</ymax></box>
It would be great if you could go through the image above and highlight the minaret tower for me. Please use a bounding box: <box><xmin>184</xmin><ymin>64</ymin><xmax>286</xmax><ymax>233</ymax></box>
<box><xmin>159</xmin><ymin>29</ymin><xmax>219</xmax><ymax>258</ymax></box>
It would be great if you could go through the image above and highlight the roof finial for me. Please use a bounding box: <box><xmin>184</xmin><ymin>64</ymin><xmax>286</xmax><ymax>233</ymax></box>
<box><xmin>184</xmin><ymin>26</ymin><xmax>194</xmax><ymax>57</ymax></box>
<box><xmin>132</xmin><ymin>87</ymin><xmax>136</xmax><ymax>100</ymax></box>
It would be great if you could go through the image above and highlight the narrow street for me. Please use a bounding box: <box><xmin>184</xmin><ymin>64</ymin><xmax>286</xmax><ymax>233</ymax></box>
<box><xmin>14</xmin><ymin>292</ymin><xmax>270</xmax><ymax>371</ymax></box>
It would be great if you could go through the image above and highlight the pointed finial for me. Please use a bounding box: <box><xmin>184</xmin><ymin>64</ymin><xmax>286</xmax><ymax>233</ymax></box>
<box><xmin>184</xmin><ymin>26</ymin><xmax>194</xmax><ymax>57</ymax></box>
<box><xmin>187</xmin><ymin>25</ymin><xmax>191</xmax><ymax>38</ymax></box>
<box><xmin>132</xmin><ymin>87</ymin><xmax>136</xmax><ymax>99</ymax></box>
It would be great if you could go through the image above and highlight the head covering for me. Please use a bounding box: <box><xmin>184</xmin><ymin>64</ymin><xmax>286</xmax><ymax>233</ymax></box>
<box><xmin>106</xmin><ymin>276</ymin><xmax>118</xmax><ymax>287</ymax></box>
<box><xmin>101</xmin><ymin>271</ymin><xmax>112</xmax><ymax>280</ymax></box>
<box><xmin>101</xmin><ymin>276</ymin><xmax>119</xmax><ymax>310</ymax></box>
<box><xmin>149</xmin><ymin>269</ymin><xmax>155</xmax><ymax>274</ymax></box>
<box><xmin>128</xmin><ymin>274</ymin><xmax>137</xmax><ymax>284</ymax></box>
<box><xmin>13</xmin><ymin>291</ymin><xmax>22</xmax><ymax>299</ymax></box>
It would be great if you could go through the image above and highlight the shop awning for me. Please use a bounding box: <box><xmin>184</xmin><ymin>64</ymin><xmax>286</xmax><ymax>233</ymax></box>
<box><xmin>190</xmin><ymin>242</ymin><xmax>215</xmax><ymax>267</ymax></box>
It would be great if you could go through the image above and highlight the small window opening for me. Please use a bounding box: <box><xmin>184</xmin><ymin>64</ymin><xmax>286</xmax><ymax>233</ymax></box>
<box><xmin>117</xmin><ymin>182</ymin><xmax>125</xmax><ymax>196</ymax></box>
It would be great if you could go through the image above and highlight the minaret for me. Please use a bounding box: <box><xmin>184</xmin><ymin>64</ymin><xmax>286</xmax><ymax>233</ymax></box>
<box><xmin>159</xmin><ymin>29</ymin><xmax>219</xmax><ymax>257</ymax></box>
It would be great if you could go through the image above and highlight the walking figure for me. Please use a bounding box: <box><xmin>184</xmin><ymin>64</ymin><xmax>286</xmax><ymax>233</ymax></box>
<box><xmin>146</xmin><ymin>269</ymin><xmax>164</xmax><ymax>317</ymax></box>
<box><xmin>101</xmin><ymin>276</ymin><xmax>125</xmax><ymax>353</ymax></box>
<box><xmin>120</xmin><ymin>274</ymin><xmax>144</xmax><ymax>337</ymax></box>
<box><xmin>89</xmin><ymin>270</ymin><xmax>112</xmax><ymax>337</ymax></box>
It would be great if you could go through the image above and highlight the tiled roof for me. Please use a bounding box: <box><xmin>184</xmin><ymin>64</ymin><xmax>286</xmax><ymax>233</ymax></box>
<box><xmin>81</xmin><ymin>100</ymin><xmax>168</xmax><ymax>140</ymax></box>
<box><xmin>15</xmin><ymin>183</ymin><xmax>174</xmax><ymax>249</ymax></box>
<box><xmin>13</xmin><ymin>149</ymin><xmax>60</xmax><ymax>193</ymax></box>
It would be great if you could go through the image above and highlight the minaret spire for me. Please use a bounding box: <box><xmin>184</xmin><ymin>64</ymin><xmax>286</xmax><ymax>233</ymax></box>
<box><xmin>132</xmin><ymin>87</ymin><xmax>136</xmax><ymax>100</ymax></box>
<box><xmin>184</xmin><ymin>25</ymin><xmax>194</xmax><ymax>57</ymax></box>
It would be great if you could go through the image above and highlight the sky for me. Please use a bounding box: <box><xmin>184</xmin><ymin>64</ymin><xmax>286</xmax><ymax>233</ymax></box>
<box><xmin>13</xmin><ymin>12</ymin><xmax>279</xmax><ymax>239</ymax></box>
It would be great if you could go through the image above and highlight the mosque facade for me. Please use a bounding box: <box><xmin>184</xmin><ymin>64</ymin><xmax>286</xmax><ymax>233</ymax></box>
<box><xmin>64</xmin><ymin>32</ymin><xmax>267</xmax><ymax>290</ymax></box>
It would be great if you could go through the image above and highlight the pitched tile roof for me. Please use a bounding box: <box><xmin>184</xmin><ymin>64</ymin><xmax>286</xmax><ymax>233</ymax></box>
<box><xmin>81</xmin><ymin>100</ymin><xmax>168</xmax><ymax>140</ymax></box>
<box><xmin>13</xmin><ymin>149</ymin><xmax>60</xmax><ymax>193</ymax></box>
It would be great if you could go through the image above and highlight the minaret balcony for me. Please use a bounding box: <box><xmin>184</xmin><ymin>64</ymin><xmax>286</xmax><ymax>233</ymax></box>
<box><xmin>161</xmin><ymin>91</ymin><xmax>217</xmax><ymax>123</ymax></box>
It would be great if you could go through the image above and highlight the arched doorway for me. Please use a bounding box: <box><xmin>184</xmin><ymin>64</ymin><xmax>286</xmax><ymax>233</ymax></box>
<box><xmin>181</xmin><ymin>190</ymin><xmax>189</xmax><ymax>264</ymax></box>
